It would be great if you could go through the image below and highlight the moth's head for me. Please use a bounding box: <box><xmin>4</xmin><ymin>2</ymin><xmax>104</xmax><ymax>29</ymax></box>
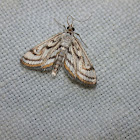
<box><xmin>66</xmin><ymin>24</ymin><xmax>75</xmax><ymax>32</ymax></box>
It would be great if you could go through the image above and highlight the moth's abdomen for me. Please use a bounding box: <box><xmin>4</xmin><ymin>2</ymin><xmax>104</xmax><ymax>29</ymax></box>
<box><xmin>51</xmin><ymin>49</ymin><xmax>65</xmax><ymax>77</ymax></box>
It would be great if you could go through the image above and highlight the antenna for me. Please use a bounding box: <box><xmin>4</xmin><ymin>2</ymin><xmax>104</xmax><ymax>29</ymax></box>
<box><xmin>54</xmin><ymin>18</ymin><xmax>66</xmax><ymax>29</ymax></box>
<box><xmin>67</xmin><ymin>13</ymin><xmax>92</xmax><ymax>25</ymax></box>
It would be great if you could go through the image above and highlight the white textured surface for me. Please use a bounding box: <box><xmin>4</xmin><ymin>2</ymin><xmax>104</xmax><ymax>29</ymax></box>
<box><xmin>0</xmin><ymin>0</ymin><xmax>140</xmax><ymax>140</ymax></box>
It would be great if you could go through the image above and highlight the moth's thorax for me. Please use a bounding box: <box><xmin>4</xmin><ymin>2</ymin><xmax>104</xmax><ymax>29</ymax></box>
<box><xmin>61</xmin><ymin>32</ymin><xmax>73</xmax><ymax>48</ymax></box>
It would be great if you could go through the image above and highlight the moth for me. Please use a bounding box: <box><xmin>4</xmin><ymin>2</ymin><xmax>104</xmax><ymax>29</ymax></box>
<box><xmin>20</xmin><ymin>16</ymin><xmax>97</xmax><ymax>85</ymax></box>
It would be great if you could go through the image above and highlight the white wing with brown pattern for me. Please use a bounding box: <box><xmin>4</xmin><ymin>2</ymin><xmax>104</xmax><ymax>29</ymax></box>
<box><xmin>20</xmin><ymin>33</ymin><xmax>62</xmax><ymax>70</ymax></box>
<box><xmin>64</xmin><ymin>37</ymin><xmax>96</xmax><ymax>85</ymax></box>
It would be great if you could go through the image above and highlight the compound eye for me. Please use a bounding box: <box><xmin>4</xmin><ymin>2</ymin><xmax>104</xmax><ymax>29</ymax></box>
<box><xmin>72</xmin><ymin>27</ymin><xmax>75</xmax><ymax>31</ymax></box>
<box><xmin>67</xmin><ymin>26</ymin><xmax>69</xmax><ymax>29</ymax></box>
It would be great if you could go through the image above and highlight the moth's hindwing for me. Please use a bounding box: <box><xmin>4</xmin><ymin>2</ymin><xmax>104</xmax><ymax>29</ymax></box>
<box><xmin>20</xmin><ymin>33</ymin><xmax>62</xmax><ymax>70</ymax></box>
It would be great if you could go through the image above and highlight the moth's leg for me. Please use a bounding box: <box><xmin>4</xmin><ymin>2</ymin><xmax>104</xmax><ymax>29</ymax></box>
<box><xmin>54</xmin><ymin>18</ymin><xmax>66</xmax><ymax>30</ymax></box>
<box><xmin>74</xmin><ymin>33</ymin><xmax>88</xmax><ymax>48</ymax></box>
